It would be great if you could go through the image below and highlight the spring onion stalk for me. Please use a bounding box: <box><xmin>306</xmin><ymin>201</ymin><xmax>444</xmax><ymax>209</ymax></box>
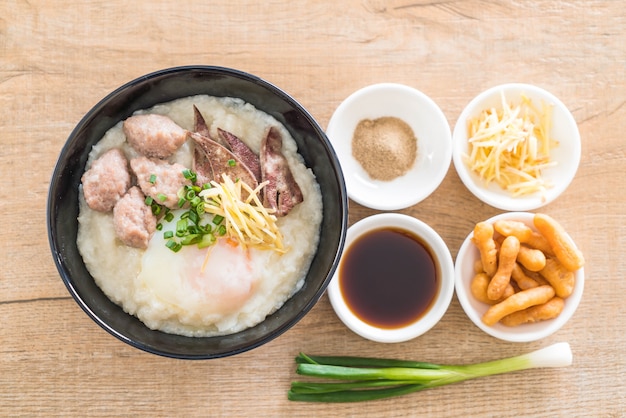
<box><xmin>288</xmin><ymin>342</ymin><xmax>572</xmax><ymax>403</ymax></box>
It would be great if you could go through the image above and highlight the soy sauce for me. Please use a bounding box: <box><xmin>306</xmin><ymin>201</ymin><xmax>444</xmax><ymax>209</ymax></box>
<box><xmin>339</xmin><ymin>227</ymin><xmax>439</xmax><ymax>329</ymax></box>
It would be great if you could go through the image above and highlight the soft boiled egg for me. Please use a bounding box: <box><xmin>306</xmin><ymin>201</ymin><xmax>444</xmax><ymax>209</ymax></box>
<box><xmin>137</xmin><ymin>210</ymin><xmax>260</xmax><ymax>320</ymax></box>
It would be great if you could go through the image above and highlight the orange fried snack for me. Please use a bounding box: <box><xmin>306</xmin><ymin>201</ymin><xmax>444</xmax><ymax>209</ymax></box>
<box><xmin>494</xmin><ymin>219</ymin><xmax>554</xmax><ymax>256</ymax></box>
<box><xmin>471</xmin><ymin>273</ymin><xmax>515</xmax><ymax>305</ymax></box>
<box><xmin>500</xmin><ymin>297</ymin><xmax>565</xmax><ymax>327</ymax></box>
<box><xmin>487</xmin><ymin>235</ymin><xmax>520</xmax><ymax>300</ymax></box>
<box><xmin>511</xmin><ymin>263</ymin><xmax>540</xmax><ymax>290</ymax></box>
<box><xmin>472</xmin><ymin>222</ymin><xmax>498</xmax><ymax>277</ymax></box>
<box><xmin>482</xmin><ymin>285</ymin><xmax>555</xmax><ymax>326</ymax></box>
<box><xmin>516</xmin><ymin>245</ymin><xmax>546</xmax><ymax>272</ymax></box>
<box><xmin>539</xmin><ymin>257</ymin><xmax>576</xmax><ymax>298</ymax></box>
<box><xmin>533</xmin><ymin>213</ymin><xmax>585</xmax><ymax>271</ymax></box>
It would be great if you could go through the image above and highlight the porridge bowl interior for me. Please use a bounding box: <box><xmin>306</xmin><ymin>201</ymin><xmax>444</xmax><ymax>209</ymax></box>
<box><xmin>47</xmin><ymin>66</ymin><xmax>348</xmax><ymax>359</ymax></box>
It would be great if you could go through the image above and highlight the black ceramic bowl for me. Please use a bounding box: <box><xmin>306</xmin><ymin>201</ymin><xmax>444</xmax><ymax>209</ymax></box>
<box><xmin>47</xmin><ymin>66</ymin><xmax>348</xmax><ymax>359</ymax></box>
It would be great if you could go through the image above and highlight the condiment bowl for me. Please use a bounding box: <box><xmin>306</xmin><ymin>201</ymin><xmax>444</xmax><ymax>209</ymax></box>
<box><xmin>455</xmin><ymin>212</ymin><xmax>584</xmax><ymax>342</ymax></box>
<box><xmin>47</xmin><ymin>66</ymin><xmax>348</xmax><ymax>359</ymax></box>
<box><xmin>452</xmin><ymin>83</ymin><xmax>581</xmax><ymax>211</ymax></box>
<box><xmin>326</xmin><ymin>83</ymin><xmax>452</xmax><ymax>210</ymax></box>
<box><xmin>328</xmin><ymin>213</ymin><xmax>455</xmax><ymax>343</ymax></box>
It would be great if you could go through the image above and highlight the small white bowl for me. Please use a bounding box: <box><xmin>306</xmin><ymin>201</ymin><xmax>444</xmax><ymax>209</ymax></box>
<box><xmin>328</xmin><ymin>213</ymin><xmax>455</xmax><ymax>343</ymax></box>
<box><xmin>452</xmin><ymin>83</ymin><xmax>581</xmax><ymax>211</ymax></box>
<box><xmin>326</xmin><ymin>83</ymin><xmax>452</xmax><ymax>210</ymax></box>
<box><xmin>454</xmin><ymin>212</ymin><xmax>584</xmax><ymax>342</ymax></box>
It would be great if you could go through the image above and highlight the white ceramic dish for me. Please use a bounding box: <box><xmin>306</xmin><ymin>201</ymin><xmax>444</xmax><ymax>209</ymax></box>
<box><xmin>328</xmin><ymin>213</ymin><xmax>454</xmax><ymax>343</ymax></box>
<box><xmin>452</xmin><ymin>83</ymin><xmax>581</xmax><ymax>211</ymax></box>
<box><xmin>454</xmin><ymin>212</ymin><xmax>584</xmax><ymax>343</ymax></box>
<box><xmin>326</xmin><ymin>83</ymin><xmax>452</xmax><ymax>210</ymax></box>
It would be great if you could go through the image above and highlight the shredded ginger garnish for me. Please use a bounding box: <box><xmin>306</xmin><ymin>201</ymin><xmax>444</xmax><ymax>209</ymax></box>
<box><xmin>199</xmin><ymin>174</ymin><xmax>286</xmax><ymax>253</ymax></box>
<box><xmin>463</xmin><ymin>92</ymin><xmax>558</xmax><ymax>197</ymax></box>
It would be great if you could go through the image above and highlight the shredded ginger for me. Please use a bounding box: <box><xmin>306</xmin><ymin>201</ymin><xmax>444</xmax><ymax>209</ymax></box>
<box><xmin>463</xmin><ymin>92</ymin><xmax>558</xmax><ymax>197</ymax></box>
<box><xmin>200</xmin><ymin>174</ymin><xmax>286</xmax><ymax>253</ymax></box>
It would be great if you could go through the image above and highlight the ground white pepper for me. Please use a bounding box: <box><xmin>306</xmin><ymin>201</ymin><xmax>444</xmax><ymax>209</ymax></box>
<box><xmin>351</xmin><ymin>116</ymin><xmax>418</xmax><ymax>181</ymax></box>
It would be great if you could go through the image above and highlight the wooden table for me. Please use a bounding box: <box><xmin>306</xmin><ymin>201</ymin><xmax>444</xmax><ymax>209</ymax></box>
<box><xmin>2</xmin><ymin>1</ymin><xmax>624</xmax><ymax>416</ymax></box>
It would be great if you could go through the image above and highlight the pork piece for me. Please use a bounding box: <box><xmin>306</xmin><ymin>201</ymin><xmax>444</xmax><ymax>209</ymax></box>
<box><xmin>260</xmin><ymin>127</ymin><xmax>303</xmax><ymax>216</ymax></box>
<box><xmin>123</xmin><ymin>114</ymin><xmax>187</xmax><ymax>159</ymax></box>
<box><xmin>81</xmin><ymin>148</ymin><xmax>131</xmax><ymax>212</ymax></box>
<box><xmin>113</xmin><ymin>186</ymin><xmax>156</xmax><ymax>249</ymax></box>
<box><xmin>217</xmin><ymin>128</ymin><xmax>262</xmax><ymax>183</ymax></box>
<box><xmin>130</xmin><ymin>156</ymin><xmax>192</xmax><ymax>209</ymax></box>
<box><xmin>189</xmin><ymin>132</ymin><xmax>258</xmax><ymax>189</ymax></box>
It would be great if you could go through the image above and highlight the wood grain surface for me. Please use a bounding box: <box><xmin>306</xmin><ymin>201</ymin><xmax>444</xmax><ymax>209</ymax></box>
<box><xmin>1</xmin><ymin>1</ymin><xmax>625</xmax><ymax>416</ymax></box>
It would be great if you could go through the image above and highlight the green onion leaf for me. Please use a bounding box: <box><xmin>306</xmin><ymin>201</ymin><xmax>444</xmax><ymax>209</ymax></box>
<box><xmin>176</xmin><ymin>218</ymin><xmax>188</xmax><ymax>236</ymax></box>
<box><xmin>198</xmin><ymin>233</ymin><xmax>216</xmax><ymax>249</ymax></box>
<box><xmin>144</xmin><ymin>196</ymin><xmax>154</xmax><ymax>206</ymax></box>
<box><xmin>182</xmin><ymin>169</ymin><xmax>197</xmax><ymax>183</ymax></box>
<box><xmin>165</xmin><ymin>239</ymin><xmax>182</xmax><ymax>252</ymax></box>
<box><xmin>189</xmin><ymin>210</ymin><xmax>200</xmax><ymax>225</ymax></box>
<box><xmin>212</xmin><ymin>214</ymin><xmax>224</xmax><ymax>225</ymax></box>
<box><xmin>163</xmin><ymin>230</ymin><xmax>174</xmax><ymax>239</ymax></box>
<box><xmin>289</xmin><ymin>343</ymin><xmax>573</xmax><ymax>403</ymax></box>
<box><xmin>149</xmin><ymin>174</ymin><xmax>157</xmax><ymax>184</ymax></box>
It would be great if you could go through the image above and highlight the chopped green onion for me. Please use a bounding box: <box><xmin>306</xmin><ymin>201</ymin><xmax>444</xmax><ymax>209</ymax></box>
<box><xmin>217</xmin><ymin>224</ymin><xmax>227</xmax><ymax>236</ymax></box>
<box><xmin>190</xmin><ymin>196</ymin><xmax>202</xmax><ymax>207</ymax></box>
<box><xmin>195</xmin><ymin>203</ymin><xmax>205</xmax><ymax>216</ymax></box>
<box><xmin>165</xmin><ymin>239</ymin><xmax>182</xmax><ymax>252</ymax></box>
<box><xmin>160</xmin><ymin>169</ymin><xmax>226</xmax><ymax>253</ymax></box>
<box><xmin>149</xmin><ymin>174</ymin><xmax>157</xmax><ymax>184</ymax></box>
<box><xmin>144</xmin><ymin>196</ymin><xmax>154</xmax><ymax>206</ymax></box>
<box><xmin>151</xmin><ymin>204</ymin><xmax>162</xmax><ymax>216</ymax></box>
<box><xmin>288</xmin><ymin>343</ymin><xmax>573</xmax><ymax>403</ymax></box>
<box><xmin>181</xmin><ymin>234</ymin><xmax>201</xmax><ymax>245</ymax></box>
<box><xmin>227</xmin><ymin>159</ymin><xmax>236</xmax><ymax>167</ymax></box>
<box><xmin>212</xmin><ymin>214</ymin><xmax>224</xmax><ymax>225</ymax></box>
<box><xmin>198</xmin><ymin>233</ymin><xmax>216</xmax><ymax>249</ymax></box>
<box><xmin>156</xmin><ymin>223</ymin><xmax>163</xmax><ymax>231</ymax></box>
<box><xmin>157</xmin><ymin>193</ymin><xmax>167</xmax><ymax>202</ymax></box>
<box><xmin>182</xmin><ymin>169</ymin><xmax>197</xmax><ymax>183</ymax></box>
<box><xmin>176</xmin><ymin>218</ymin><xmax>188</xmax><ymax>236</ymax></box>
<box><xmin>188</xmin><ymin>210</ymin><xmax>200</xmax><ymax>225</ymax></box>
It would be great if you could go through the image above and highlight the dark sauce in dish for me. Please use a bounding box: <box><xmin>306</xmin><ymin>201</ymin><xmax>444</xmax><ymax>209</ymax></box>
<box><xmin>339</xmin><ymin>227</ymin><xmax>439</xmax><ymax>329</ymax></box>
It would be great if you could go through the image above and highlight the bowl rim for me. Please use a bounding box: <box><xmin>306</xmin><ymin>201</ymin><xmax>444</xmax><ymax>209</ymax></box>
<box><xmin>47</xmin><ymin>65</ymin><xmax>349</xmax><ymax>359</ymax></box>
<box><xmin>328</xmin><ymin>213</ymin><xmax>455</xmax><ymax>343</ymax></box>
<box><xmin>326</xmin><ymin>82</ymin><xmax>452</xmax><ymax>210</ymax></box>
<box><xmin>454</xmin><ymin>211</ymin><xmax>584</xmax><ymax>342</ymax></box>
<box><xmin>451</xmin><ymin>82</ymin><xmax>581</xmax><ymax>211</ymax></box>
